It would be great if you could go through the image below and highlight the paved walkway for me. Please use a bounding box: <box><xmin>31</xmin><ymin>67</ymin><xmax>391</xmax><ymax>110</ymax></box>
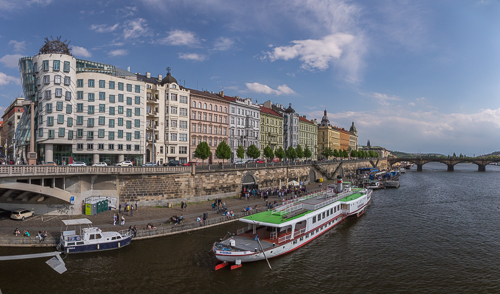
<box><xmin>0</xmin><ymin>179</ymin><xmax>342</xmax><ymax>241</ymax></box>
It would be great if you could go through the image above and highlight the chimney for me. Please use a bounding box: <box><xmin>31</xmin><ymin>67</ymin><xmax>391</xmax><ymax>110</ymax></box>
<box><xmin>303</xmin><ymin>115</ymin><xmax>306</xmax><ymax>119</ymax></box>
<box><xmin>146</xmin><ymin>72</ymin><xmax>151</xmax><ymax>78</ymax></box>
<box><xmin>158</xmin><ymin>74</ymin><xmax>163</xmax><ymax>80</ymax></box>
<box><xmin>235</xmin><ymin>95</ymin><xmax>239</xmax><ymax>99</ymax></box>
<box><xmin>219</xmin><ymin>91</ymin><xmax>224</xmax><ymax>97</ymax></box>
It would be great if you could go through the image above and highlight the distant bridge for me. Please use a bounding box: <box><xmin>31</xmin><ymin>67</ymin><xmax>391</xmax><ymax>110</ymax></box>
<box><xmin>388</xmin><ymin>157</ymin><xmax>500</xmax><ymax>172</ymax></box>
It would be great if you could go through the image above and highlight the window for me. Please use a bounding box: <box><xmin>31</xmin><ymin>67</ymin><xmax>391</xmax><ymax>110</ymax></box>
<box><xmin>179</xmin><ymin>146</ymin><xmax>187</xmax><ymax>154</ymax></box>
<box><xmin>77</xmin><ymin>79</ymin><xmax>83</xmax><ymax>87</ymax></box>
<box><xmin>126</xmin><ymin>121</ymin><xmax>132</xmax><ymax>129</ymax></box>
<box><xmin>126</xmin><ymin>84</ymin><xmax>132</xmax><ymax>92</ymax></box>
<box><xmin>118</xmin><ymin>144</ymin><xmax>123</xmax><ymax>150</ymax></box>
<box><xmin>88</xmin><ymin>93</ymin><xmax>95</xmax><ymax>102</ymax></box>
<box><xmin>65</xmin><ymin>91</ymin><xmax>71</xmax><ymax>101</ymax></box>
<box><xmin>127</xmin><ymin>97</ymin><xmax>132</xmax><ymax>105</ymax></box>
<box><xmin>198</xmin><ymin>102</ymin><xmax>201</xmax><ymax>108</ymax></box>
<box><xmin>203</xmin><ymin>103</ymin><xmax>207</xmax><ymax>109</ymax></box>
<box><xmin>109</xmin><ymin>107</ymin><xmax>115</xmax><ymax>115</ymax></box>
<box><xmin>77</xmin><ymin>129</ymin><xmax>83</xmax><ymax>138</ymax></box>
<box><xmin>54</xmin><ymin>75</ymin><xmax>61</xmax><ymax>84</ymax></box>
<box><xmin>180</xmin><ymin>108</ymin><xmax>187</xmax><ymax>116</ymax></box>
<box><xmin>118</xmin><ymin>94</ymin><xmax>124</xmax><ymax>102</ymax></box>
<box><xmin>99</xmin><ymin>104</ymin><xmax>105</xmax><ymax>113</ymax></box>
<box><xmin>135</xmin><ymin>145</ymin><xmax>140</xmax><ymax>151</ymax></box>
<box><xmin>109</xmin><ymin>81</ymin><xmax>115</xmax><ymax>89</ymax></box>
<box><xmin>134</xmin><ymin>108</ymin><xmax>140</xmax><ymax>116</ymax></box>
<box><xmin>88</xmin><ymin>118</ymin><xmax>94</xmax><ymax>127</ymax></box>
<box><xmin>108</xmin><ymin>143</ymin><xmax>114</xmax><ymax>150</ymax></box>
<box><xmin>126</xmin><ymin>132</ymin><xmax>132</xmax><ymax>141</ymax></box>
<box><xmin>64</xmin><ymin>61</ymin><xmax>70</xmax><ymax>72</ymax></box>
<box><xmin>48</xmin><ymin>130</ymin><xmax>55</xmax><ymax>138</ymax></box>
<box><xmin>109</xmin><ymin>119</ymin><xmax>115</xmax><ymax>128</ymax></box>
<box><xmin>77</xmin><ymin>103</ymin><xmax>83</xmax><ymax>112</ymax></box>
<box><xmin>34</xmin><ymin>62</ymin><xmax>38</xmax><ymax>73</ymax></box>
<box><xmin>109</xmin><ymin>132</ymin><xmax>115</xmax><ymax>140</ymax></box>
<box><xmin>87</xmin><ymin>143</ymin><xmax>93</xmax><ymax>150</ymax></box>
<box><xmin>118</xmin><ymin>118</ymin><xmax>123</xmax><ymax>126</ymax></box>
<box><xmin>179</xmin><ymin>134</ymin><xmax>187</xmax><ymax>141</ymax></box>
<box><xmin>46</xmin><ymin>103</ymin><xmax>53</xmax><ymax>113</ymax></box>
<box><xmin>58</xmin><ymin>127</ymin><xmax>65</xmax><ymax>137</ymax></box>
<box><xmin>88</xmin><ymin>105</ymin><xmax>94</xmax><ymax>114</ymax></box>
<box><xmin>135</xmin><ymin>85</ymin><xmax>140</xmax><ymax>93</ymax></box>
<box><xmin>192</xmin><ymin>112</ymin><xmax>196</xmax><ymax>120</ymax></box>
<box><xmin>192</xmin><ymin>138</ymin><xmax>195</xmax><ymax>145</ymax></box>
<box><xmin>87</xmin><ymin>131</ymin><xmax>94</xmax><ymax>140</ymax></box>
<box><xmin>64</xmin><ymin>76</ymin><xmax>70</xmax><ymax>86</ymax></box>
<box><xmin>98</xmin><ymin>129</ymin><xmax>105</xmax><ymax>138</ymax></box>
<box><xmin>180</xmin><ymin>121</ymin><xmax>187</xmax><ymax>129</ymax></box>
<box><xmin>38</xmin><ymin>128</ymin><xmax>43</xmax><ymax>137</ymax></box>
<box><xmin>171</xmin><ymin>93</ymin><xmax>177</xmax><ymax>101</ymax></box>
<box><xmin>99</xmin><ymin>92</ymin><xmax>105</xmax><ymax>100</ymax></box>
<box><xmin>209</xmin><ymin>104</ymin><xmax>212</xmax><ymax>110</ymax></box>
<box><xmin>126</xmin><ymin>109</ymin><xmax>132</xmax><ymax>117</ymax></box>
<box><xmin>171</xmin><ymin>120</ymin><xmax>177</xmax><ymax>127</ymax></box>
<box><xmin>165</xmin><ymin>93</ymin><xmax>169</xmax><ymax>100</ymax></box>
<box><xmin>56</xmin><ymin>101</ymin><xmax>63</xmax><ymax>111</ymax></box>
<box><xmin>180</xmin><ymin>96</ymin><xmax>188</xmax><ymax>103</ymax></box>
<box><xmin>43</xmin><ymin>75</ymin><xmax>50</xmax><ymax>84</ymax></box>
<box><xmin>57</xmin><ymin>114</ymin><xmax>64</xmax><ymax>124</ymax></box>
<box><xmin>171</xmin><ymin>133</ymin><xmax>177</xmax><ymax>141</ymax></box>
<box><xmin>126</xmin><ymin>144</ymin><xmax>132</xmax><ymax>151</ymax></box>
<box><xmin>134</xmin><ymin>131</ymin><xmax>140</xmax><ymax>139</ymax></box>
<box><xmin>99</xmin><ymin>116</ymin><xmax>105</xmax><ymax>125</ymax></box>
<box><xmin>170</xmin><ymin>146</ymin><xmax>175</xmax><ymax>154</ymax></box>
<box><xmin>76</xmin><ymin>116</ymin><xmax>83</xmax><ymax>125</ymax></box>
<box><xmin>171</xmin><ymin>106</ymin><xmax>177</xmax><ymax>114</ymax></box>
<box><xmin>118</xmin><ymin>82</ymin><xmax>124</xmax><ymax>90</ymax></box>
<box><xmin>55</xmin><ymin>88</ymin><xmax>62</xmax><ymax>98</ymax></box>
<box><xmin>135</xmin><ymin>96</ymin><xmax>140</xmax><ymax>104</ymax></box>
<box><xmin>135</xmin><ymin>119</ymin><xmax>140</xmax><ymax>127</ymax></box>
<box><xmin>77</xmin><ymin>91</ymin><xmax>83</xmax><ymax>100</ymax></box>
<box><xmin>67</xmin><ymin>117</ymin><xmax>73</xmax><ymax>127</ymax></box>
<box><xmin>192</xmin><ymin>101</ymin><xmax>196</xmax><ymax>108</ymax></box>
<box><xmin>98</xmin><ymin>143</ymin><xmax>104</xmax><ymax>150</ymax></box>
<box><xmin>109</xmin><ymin>95</ymin><xmax>115</xmax><ymax>103</ymax></box>
<box><xmin>43</xmin><ymin>60</ymin><xmax>49</xmax><ymax>71</ymax></box>
<box><xmin>99</xmin><ymin>80</ymin><xmax>105</xmax><ymax>88</ymax></box>
<box><xmin>88</xmin><ymin>79</ymin><xmax>95</xmax><ymax>87</ymax></box>
<box><xmin>118</xmin><ymin>130</ymin><xmax>123</xmax><ymax>138</ymax></box>
<box><xmin>68</xmin><ymin>130</ymin><xmax>73</xmax><ymax>139</ymax></box>
<box><xmin>44</xmin><ymin>90</ymin><xmax>51</xmax><ymax>100</ymax></box>
<box><xmin>204</xmin><ymin>114</ymin><xmax>207</xmax><ymax>121</ymax></box>
<box><xmin>166</xmin><ymin>106</ymin><xmax>169</xmax><ymax>114</ymax></box>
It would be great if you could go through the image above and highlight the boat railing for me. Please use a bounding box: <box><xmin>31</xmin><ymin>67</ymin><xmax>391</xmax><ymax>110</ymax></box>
<box><xmin>236</xmin><ymin>227</ymin><xmax>251</xmax><ymax>235</ymax></box>
<box><xmin>278</xmin><ymin>227</ymin><xmax>306</xmax><ymax>244</ymax></box>
<box><xmin>270</xmin><ymin>231</ymin><xmax>278</xmax><ymax>240</ymax></box>
<box><xmin>304</xmin><ymin>191</ymin><xmax>352</xmax><ymax>211</ymax></box>
<box><xmin>119</xmin><ymin>229</ymin><xmax>132</xmax><ymax>238</ymax></box>
<box><xmin>273</xmin><ymin>191</ymin><xmax>331</xmax><ymax>215</ymax></box>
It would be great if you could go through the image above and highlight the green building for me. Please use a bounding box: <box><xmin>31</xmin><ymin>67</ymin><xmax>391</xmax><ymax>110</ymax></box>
<box><xmin>299</xmin><ymin>115</ymin><xmax>318</xmax><ymax>160</ymax></box>
<box><xmin>259</xmin><ymin>106</ymin><xmax>283</xmax><ymax>156</ymax></box>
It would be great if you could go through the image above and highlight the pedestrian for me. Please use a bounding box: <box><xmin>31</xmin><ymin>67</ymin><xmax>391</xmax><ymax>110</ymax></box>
<box><xmin>121</xmin><ymin>216</ymin><xmax>125</xmax><ymax>226</ymax></box>
<box><xmin>184</xmin><ymin>202</ymin><xmax>187</xmax><ymax>211</ymax></box>
<box><xmin>130</xmin><ymin>205</ymin><xmax>133</xmax><ymax>216</ymax></box>
<box><xmin>119</xmin><ymin>203</ymin><xmax>121</xmax><ymax>213</ymax></box>
<box><xmin>14</xmin><ymin>228</ymin><xmax>20</xmax><ymax>236</ymax></box>
<box><xmin>113</xmin><ymin>214</ymin><xmax>117</xmax><ymax>225</ymax></box>
<box><xmin>135</xmin><ymin>202</ymin><xmax>138</xmax><ymax>212</ymax></box>
<box><xmin>133</xmin><ymin>225</ymin><xmax>137</xmax><ymax>237</ymax></box>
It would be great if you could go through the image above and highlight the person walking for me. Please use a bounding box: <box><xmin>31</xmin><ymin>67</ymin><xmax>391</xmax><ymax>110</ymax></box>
<box><xmin>130</xmin><ymin>205</ymin><xmax>133</xmax><ymax>217</ymax></box>
<box><xmin>135</xmin><ymin>202</ymin><xmax>138</xmax><ymax>212</ymax></box>
<box><xmin>113</xmin><ymin>214</ymin><xmax>117</xmax><ymax>225</ymax></box>
<box><xmin>119</xmin><ymin>203</ymin><xmax>121</xmax><ymax>213</ymax></box>
<box><xmin>121</xmin><ymin>216</ymin><xmax>125</xmax><ymax>226</ymax></box>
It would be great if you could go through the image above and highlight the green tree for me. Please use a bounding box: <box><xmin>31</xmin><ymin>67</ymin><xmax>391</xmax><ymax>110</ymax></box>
<box><xmin>350</xmin><ymin>150</ymin><xmax>358</xmax><ymax>158</ymax></box>
<box><xmin>215</xmin><ymin>140</ymin><xmax>231</xmax><ymax>163</ymax></box>
<box><xmin>304</xmin><ymin>146</ymin><xmax>312</xmax><ymax>159</ymax></box>
<box><xmin>246</xmin><ymin>144</ymin><xmax>261</xmax><ymax>159</ymax></box>
<box><xmin>275</xmin><ymin>147</ymin><xmax>285</xmax><ymax>161</ymax></box>
<box><xmin>342</xmin><ymin>150</ymin><xmax>349</xmax><ymax>158</ymax></box>
<box><xmin>333</xmin><ymin>149</ymin><xmax>339</xmax><ymax>157</ymax></box>
<box><xmin>453</xmin><ymin>152</ymin><xmax>457</xmax><ymax>158</ymax></box>
<box><xmin>194</xmin><ymin>142</ymin><xmax>211</xmax><ymax>164</ymax></box>
<box><xmin>286</xmin><ymin>146</ymin><xmax>297</xmax><ymax>161</ymax></box>
<box><xmin>321</xmin><ymin>147</ymin><xmax>333</xmax><ymax>159</ymax></box>
<box><xmin>296</xmin><ymin>144</ymin><xmax>304</xmax><ymax>159</ymax></box>
<box><xmin>236</xmin><ymin>145</ymin><xmax>245</xmax><ymax>160</ymax></box>
<box><xmin>263</xmin><ymin>146</ymin><xmax>274</xmax><ymax>162</ymax></box>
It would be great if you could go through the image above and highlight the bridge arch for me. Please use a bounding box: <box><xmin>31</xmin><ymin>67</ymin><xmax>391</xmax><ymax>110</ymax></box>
<box><xmin>309</xmin><ymin>168</ymin><xmax>317</xmax><ymax>183</ymax></box>
<box><xmin>0</xmin><ymin>182</ymin><xmax>72</xmax><ymax>204</ymax></box>
<box><xmin>241</xmin><ymin>172</ymin><xmax>258</xmax><ymax>192</ymax></box>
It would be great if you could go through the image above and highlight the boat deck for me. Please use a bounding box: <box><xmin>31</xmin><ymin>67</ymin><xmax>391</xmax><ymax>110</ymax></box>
<box><xmin>339</xmin><ymin>192</ymin><xmax>365</xmax><ymax>202</ymax></box>
<box><xmin>230</xmin><ymin>236</ymin><xmax>274</xmax><ymax>252</ymax></box>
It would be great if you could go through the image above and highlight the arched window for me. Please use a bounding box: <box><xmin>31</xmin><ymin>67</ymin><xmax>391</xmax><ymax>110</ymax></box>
<box><xmin>214</xmin><ymin>105</ymin><xmax>218</xmax><ymax>112</ymax></box>
<box><xmin>209</xmin><ymin>104</ymin><xmax>212</xmax><ymax>110</ymax></box>
<box><xmin>204</xmin><ymin>103</ymin><xmax>207</xmax><ymax>109</ymax></box>
<box><xmin>198</xmin><ymin>102</ymin><xmax>201</xmax><ymax>108</ymax></box>
<box><xmin>224</xmin><ymin>107</ymin><xmax>227</xmax><ymax>113</ymax></box>
<box><xmin>192</xmin><ymin>101</ymin><xmax>196</xmax><ymax>108</ymax></box>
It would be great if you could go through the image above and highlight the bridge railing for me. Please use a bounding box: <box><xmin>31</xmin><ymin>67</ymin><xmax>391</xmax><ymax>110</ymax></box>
<box><xmin>0</xmin><ymin>165</ymin><xmax>191</xmax><ymax>177</ymax></box>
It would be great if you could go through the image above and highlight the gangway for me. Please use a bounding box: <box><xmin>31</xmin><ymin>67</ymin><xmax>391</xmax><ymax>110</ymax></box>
<box><xmin>0</xmin><ymin>251</ymin><xmax>67</xmax><ymax>274</ymax></box>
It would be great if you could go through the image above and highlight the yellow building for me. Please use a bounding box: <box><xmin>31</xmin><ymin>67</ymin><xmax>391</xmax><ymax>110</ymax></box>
<box><xmin>349</xmin><ymin>122</ymin><xmax>358</xmax><ymax>151</ymax></box>
<box><xmin>298</xmin><ymin>115</ymin><xmax>318</xmax><ymax>159</ymax></box>
<box><xmin>259</xmin><ymin>106</ymin><xmax>283</xmax><ymax>155</ymax></box>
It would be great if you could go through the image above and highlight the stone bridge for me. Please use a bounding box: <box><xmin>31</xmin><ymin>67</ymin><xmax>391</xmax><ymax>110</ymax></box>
<box><xmin>388</xmin><ymin>157</ymin><xmax>500</xmax><ymax>172</ymax></box>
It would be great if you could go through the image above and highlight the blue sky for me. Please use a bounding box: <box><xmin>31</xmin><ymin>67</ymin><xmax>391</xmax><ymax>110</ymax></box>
<box><xmin>0</xmin><ymin>0</ymin><xmax>500</xmax><ymax>156</ymax></box>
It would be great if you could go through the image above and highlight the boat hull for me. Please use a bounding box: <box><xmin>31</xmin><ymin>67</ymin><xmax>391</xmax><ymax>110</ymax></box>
<box><xmin>59</xmin><ymin>235</ymin><xmax>133</xmax><ymax>254</ymax></box>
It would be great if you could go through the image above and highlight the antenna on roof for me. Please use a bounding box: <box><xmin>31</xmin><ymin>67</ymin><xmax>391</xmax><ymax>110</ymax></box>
<box><xmin>166</xmin><ymin>67</ymin><xmax>171</xmax><ymax>74</ymax></box>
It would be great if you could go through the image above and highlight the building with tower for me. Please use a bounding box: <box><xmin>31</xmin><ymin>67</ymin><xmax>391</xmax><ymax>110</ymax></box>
<box><xmin>349</xmin><ymin>122</ymin><xmax>358</xmax><ymax>151</ymax></box>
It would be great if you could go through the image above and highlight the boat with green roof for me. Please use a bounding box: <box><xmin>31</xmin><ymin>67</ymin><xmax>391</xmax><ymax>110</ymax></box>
<box><xmin>212</xmin><ymin>176</ymin><xmax>373</xmax><ymax>270</ymax></box>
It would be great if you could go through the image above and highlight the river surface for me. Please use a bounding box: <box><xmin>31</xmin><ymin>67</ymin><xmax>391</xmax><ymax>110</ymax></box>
<box><xmin>1</xmin><ymin>162</ymin><xmax>500</xmax><ymax>294</ymax></box>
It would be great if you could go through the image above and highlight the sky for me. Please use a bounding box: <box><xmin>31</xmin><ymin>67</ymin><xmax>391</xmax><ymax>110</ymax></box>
<box><xmin>0</xmin><ymin>0</ymin><xmax>500</xmax><ymax>156</ymax></box>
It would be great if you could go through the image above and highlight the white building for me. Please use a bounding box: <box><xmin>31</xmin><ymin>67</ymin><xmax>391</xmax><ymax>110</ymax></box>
<box><xmin>224</xmin><ymin>95</ymin><xmax>260</xmax><ymax>161</ymax></box>
<box><xmin>136</xmin><ymin>70</ymin><xmax>190</xmax><ymax>164</ymax></box>
<box><xmin>266</xmin><ymin>102</ymin><xmax>299</xmax><ymax>150</ymax></box>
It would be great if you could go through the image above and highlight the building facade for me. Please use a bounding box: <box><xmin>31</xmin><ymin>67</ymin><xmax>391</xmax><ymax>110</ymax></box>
<box><xmin>189</xmin><ymin>90</ymin><xmax>230</xmax><ymax>164</ymax></box>
<box><xmin>259</xmin><ymin>106</ymin><xmax>283</xmax><ymax>156</ymax></box>
<box><xmin>266</xmin><ymin>101</ymin><xmax>299</xmax><ymax>150</ymax></box>
<box><xmin>137</xmin><ymin>71</ymin><xmax>190</xmax><ymax>164</ymax></box>
<box><xmin>1</xmin><ymin>97</ymin><xmax>25</xmax><ymax>161</ymax></box>
<box><xmin>337</xmin><ymin>127</ymin><xmax>350</xmax><ymax>151</ymax></box>
<box><xmin>225</xmin><ymin>94</ymin><xmax>260</xmax><ymax>161</ymax></box>
<box><xmin>298</xmin><ymin>115</ymin><xmax>318</xmax><ymax>160</ymax></box>
<box><xmin>349</xmin><ymin>122</ymin><xmax>358</xmax><ymax>151</ymax></box>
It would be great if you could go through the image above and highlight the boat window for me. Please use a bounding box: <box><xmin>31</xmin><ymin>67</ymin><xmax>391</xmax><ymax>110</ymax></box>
<box><xmin>117</xmin><ymin>236</ymin><xmax>121</xmax><ymax>239</ymax></box>
<box><xmin>76</xmin><ymin>242</ymin><xmax>84</xmax><ymax>245</ymax></box>
<box><xmin>322</xmin><ymin>212</ymin><xmax>325</xmax><ymax>218</ymax></box>
<box><xmin>300</xmin><ymin>237</ymin><xmax>304</xmax><ymax>241</ymax></box>
<box><xmin>89</xmin><ymin>234</ymin><xmax>95</xmax><ymax>240</ymax></box>
<box><xmin>306</xmin><ymin>234</ymin><xmax>309</xmax><ymax>238</ymax></box>
<box><xmin>293</xmin><ymin>240</ymin><xmax>298</xmax><ymax>244</ymax></box>
<box><xmin>96</xmin><ymin>234</ymin><xmax>102</xmax><ymax>239</ymax></box>
<box><xmin>312</xmin><ymin>216</ymin><xmax>316</xmax><ymax>223</ymax></box>
<box><xmin>327</xmin><ymin>210</ymin><xmax>330</xmax><ymax>217</ymax></box>
<box><xmin>67</xmin><ymin>242</ymin><xmax>75</xmax><ymax>246</ymax></box>
<box><xmin>311</xmin><ymin>232</ymin><xmax>314</xmax><ymax>236</ymax></box>
<box><xmin>331</xmin><ymin>208</ymin><xmax>333</xmax><ymax>214</ymax></box>
<box><xmin>112</xmin><ymin>237</ymin><xmax>117</xmax><ymax>240</ymax></box>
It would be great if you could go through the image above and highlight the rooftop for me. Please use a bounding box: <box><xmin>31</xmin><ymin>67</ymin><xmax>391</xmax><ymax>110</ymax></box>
<box><xmin>260</xmin><ymin>106</ymin><xmax>282</xmax><ymax>117</ymax></box>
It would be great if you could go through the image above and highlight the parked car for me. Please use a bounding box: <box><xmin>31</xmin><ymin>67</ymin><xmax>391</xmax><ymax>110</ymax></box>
<box><xmin>116</xmin><ymin>161</ymin><xmax>133</xmax><ymax>167</ymax></box>
<box><xmin>165</xmin><ymin>160</ymin><xmax>180</xmax><ymax>166</ymax></box>
<box><xmin>42</xmin><ymin>162</ymin><xmax>57</xmax><ymax>166</ymax></box>
<box><xmin>182</xmin><ymin>162</ymin><xmax>199</xmax><ymax>166</ymax></box>
<box><xmin>255</xmin><ymin>159</ymin><xmax>266</xmax><ymax>163</ymax></box>
<box><xmin>0</xmin><ymin>208</ymin><xmax>11</xmax><ymax>220</ymax></box>
<box><xmin>10</xmin><ymin>208</ymin><xmax>35</xmax><ymax>221</ymax></box>
<box><xmin>142</xmin><ymin>162</ymin><xmax>157</xmax><ymax>167</ymax></box>
<box><xmin>92</xmin><ymin>162</ymin><xmax>108</xmax><ymax>167</ymax></box>
<box><xmin>69</xmin><ymin>161</ymin><xmax>87</xmax><ymax>166</ymax></box>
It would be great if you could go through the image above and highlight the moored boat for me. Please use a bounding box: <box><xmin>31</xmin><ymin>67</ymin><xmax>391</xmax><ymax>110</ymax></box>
<box><xmin>57</xmin><ymin>219</ymin><xmax>132</xmax><ymax>254</ymax></box>
<box><xmin>212</xmin><ymin>177</ymin><xmax>372</xmax><ymax>270</ymax></box>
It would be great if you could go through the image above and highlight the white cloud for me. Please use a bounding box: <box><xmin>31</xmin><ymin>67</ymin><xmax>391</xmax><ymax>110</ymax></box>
<box><xmin>8</xmin><ymin>40</ymin><xmax>25</xmax><ymax>52</ymax></box>
<box><xmin>178</xmin><ymin>53</ymin><xmax>206</xmax><ymax>61</ymax></box>
<box><xmin>0</xmin><ymin>72</ymin><xmax>20</xmax><ymax>85</ymax></box>
<box><xmin>0</xmin><ymin>0</ymin><xmax>51</xmax><ymax>11</ymax></box>
<box><xmin>72</xmin><ymin>46</ymin><xmax>92</xmax><ymax>58</ymax></box>
<box><xmin>245</xmin><ymin>82</ymin><xmax>296</xmax><ymax>96</ymax></box>
<box><xmin>108</xmin><ymin>49</ymin><xmax>128</xmax><ymax>57</ymax></box>
<box><xmin>213</xmin><ymin>37</ymin><xmax>234</xmax><ymax>51</ymax></box>
<box><xmin>267</xmin><ymin>33</ymin><xmax>355</xmax><ymax>71</ymax></box>
<box><xmin>158</xmin><ymin>30</ymin><xmax>199</xmax><ymax>46</ymax></box>
<box><xmin>123</xmin><ymin>18</ymin><xmax>150</xmax><ymax>39</ymax></box>
<box><xmin>90</xmin><ymin>23</ymin><xmax>119</xmax><ymax>33</ymax></box>
<box><xmin>367</xmin><ymin>92</ymin><xmax>402</xmax><ymax>106</ymax></box>
<box><xmin>116</xmin><ymin>6</ymin><xmax>138</xmax><ymax>17</ymax></box>
<box><xmin>0</xmin><ymin>54</ymin><xmax>23</xmax><ymax>68</ymax></box>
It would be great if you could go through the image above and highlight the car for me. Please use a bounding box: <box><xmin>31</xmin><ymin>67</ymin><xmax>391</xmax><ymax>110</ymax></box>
<box><xmin>69</xmin><ymin>161</ymin><xmax>87</xmax><ymax>166</ymax></box>
<box><xmin>10</xmin><ymin>208</ymin><xmax>35</xmax><ymax>221</ymax></box>
<box><xmin>165</xmin><ymin>160</ymin><xmax>180</xmax><ymax>166</ymax></box>
<box><xmin>182</xmin><ymin>162</ymin><xmax>199</xmax><ymax>166</ymax></box>
<box><xmin>116</xmin><ymin>161</ymin><xmax>133</xmax><ymax>167</ymax></box>
<box><xmin>142</xmin><ymin>162</ymin><xmax>157</xmax><ymax>167</ymax></box>
<box><xmin>255</xmin><ymin>159</ymin><xmax>266</xmax><ymax>163</ymax></box>
<box><xmin>42</xmin><ymin>162</ymin><xmax>57</xmax><ymax>166</ymax></box>
<box><xmin>92</xmin><ymin>162</ymin><xmax>108</xmax><ymax>167</ymax></box>
<box><xmin>0</xmin><ymin>208</ymin><xmax>11</xmax><ymax>220</ymax></box>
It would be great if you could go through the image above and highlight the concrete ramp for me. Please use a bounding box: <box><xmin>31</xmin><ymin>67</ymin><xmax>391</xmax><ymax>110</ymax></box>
<box><xmin>0</xmin><ymin>182</ymin><xmax>72</xmax><ymax>204</ymax></box>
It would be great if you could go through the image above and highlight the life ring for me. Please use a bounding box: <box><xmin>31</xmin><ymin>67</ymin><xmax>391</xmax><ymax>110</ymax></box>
<box><xmin>76</xmin><ymin>236</ymin><xmax>81</xmax><ymax>241</ymax></box>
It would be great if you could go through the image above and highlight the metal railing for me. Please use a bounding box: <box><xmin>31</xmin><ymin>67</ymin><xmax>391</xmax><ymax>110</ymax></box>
<box><xmin>278</xmin><ymin>227</ymin><xmax>306</xmax><ymax>244</ymax></box>
<box><xmin>0</xmin><ymin>165</ymin><xmax>191</xmax><ymax>177</ymax></box>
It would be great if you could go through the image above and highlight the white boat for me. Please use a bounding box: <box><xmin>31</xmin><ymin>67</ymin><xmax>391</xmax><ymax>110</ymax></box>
<box><xmin>400</xmin><ymin>167</ymin><xmax>406</xmax><ymax>174</ymax></box>
<box><xmin>212</xmin><ymin>178</ymin><xmax>372</xmax><ymax>270</ymax></box>
<box><xmin>363</xmin><ymin>180</ymin><xmax>385</xmax><ymax>190</ymax></box>
<box><xmin>57</xmin><ymin>219</ymin><xmax>133</xmax><ymax>254</ymax></box>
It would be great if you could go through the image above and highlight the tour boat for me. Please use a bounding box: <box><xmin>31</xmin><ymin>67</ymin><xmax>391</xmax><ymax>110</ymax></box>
<box><xmin>363</xmin><ymin>180</ymin><xmax>385</xmax><ymax>190</ymax></box>
<box><xmin>212</xmin><ymin>177</ymin><xmax>372</xmax><ymax>270</ymax></box>
<box><xmin>57</xmin><ymin>219</ymin><xmax>133</xmax><ymax>254</ymax></box>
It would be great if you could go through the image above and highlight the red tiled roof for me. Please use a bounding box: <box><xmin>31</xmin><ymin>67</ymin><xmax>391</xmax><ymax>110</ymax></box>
<box><xmin>299</xmin><ymin>116</ymin><xmax>313</xmax><ymax>124</ymax></box>
<box><xmin>260</xmin><ymin>106</ymin><xmax>282</xmax><ymax>117</ymax></box>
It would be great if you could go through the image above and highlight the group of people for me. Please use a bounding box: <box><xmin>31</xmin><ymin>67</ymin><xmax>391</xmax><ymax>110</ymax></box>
<box><xmin>127</xmin><ymin>225</ymin><xmax>138</xmax><ymax>237</ymax></box>
<box><xmin>119</xmin><ymin>202</ymin><xmax>138</xmax><ymax>216</ymax></box>
<box><xmin>167</xmin><ymin>215</ymin><xmax>183</xmax><ymax>224</ymax></box>
<box><xmin>180</xmin><ymin>201</ymin><xmax>188</xmax><ymax>211</ymax></box>
<box><xmin>113</xmin><ymin>213</ymin><xmax>126</xmax><ymax>226</ymax></box>
<box><xmin>240</xmin><ymin>186</ymin><xmax>308</xmax><ymax>202</ymax></box>
<box><xmin>13</xmin><ymin>228</ymin><xmax>46</xmax><ymax>240</ymax></box>
<box><xmin>146</xmin><ymin>223</ymin><xmax>157</xmax><ymax>229</ymax></box>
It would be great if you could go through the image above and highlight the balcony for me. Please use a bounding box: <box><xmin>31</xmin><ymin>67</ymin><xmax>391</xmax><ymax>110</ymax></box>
<box><xmin>147</xmin><ymin>97</ymin><xmax>159</xmax><ymax>104</ymax></box>
<box><xmin>147</xmin><ymin>111</ymin><xmax>158</xmax><ymax>117</ymax></box>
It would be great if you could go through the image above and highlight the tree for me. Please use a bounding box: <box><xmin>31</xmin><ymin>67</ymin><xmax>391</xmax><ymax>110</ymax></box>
<box><xmin>333</xmin><ymin>149</ymin><xmax>339</xmax><ymax>158</ymax></box>
<box><xmin>342</xmin><ymin>150</ymin><xmax>349</xmax><ymax>158</ymax></box>
<box><xmin>215</xmin><ymin>140</ymin><xmax>231</xmax><ymax>163</ymax></box>
<box><xmin>295</xmin><ymin>144</ymin><xmax>304</xmax><ymax>159</ymax></box>
<box><xmin>194</xmin><ymin>142</ymin><xmax>211</xmax><ymax>164</ymax></box>
<box><xmin>236</xmin><ymin>145</ymin><xmax>245</xmax><ymax>160</ymax></box>
<box><xmin>304</xmin><ymin>146</ymin><xmax>312</xmax><ymax>159</ymax></box>
<box><xmin>246</xmin><ymin>144</ymin><xmax>261</xmax><ymax>159</ymax></box>
<box><xmin>321</xmin><ymin>147</ymin><xmax>333</xmax><ymax>159</ymax></box>
<box><xmin>263</xmin><ymin>146</ymin><xmax>274</xmax><ymax>162</ymax></box>
<box><xmin>275</xmin><ymin>147</ymin><xmax>285</xmax><ymax>161</ymax></box>
<box><xmin>286</xmin><ymin>146</ymin><xmax>297</xmax><ymax>161</ymax></box>
<box><xmin>350</xmin><ymin>150</ymin><xmax>358</xmax><ymax>158</ymax></box>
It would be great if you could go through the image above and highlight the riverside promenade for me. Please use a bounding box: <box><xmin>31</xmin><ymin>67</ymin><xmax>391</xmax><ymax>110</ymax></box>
<box><xmin>0</xmin><ymin>179</ymin><xmax>340</xmax><ymax>247</ymax></box>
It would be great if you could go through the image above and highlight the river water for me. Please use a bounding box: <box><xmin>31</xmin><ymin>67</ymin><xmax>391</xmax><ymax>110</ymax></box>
<box><xmin>1</xmin><ymin>162</ymin><xmax>500</xmax><ymax>294</ymax></box>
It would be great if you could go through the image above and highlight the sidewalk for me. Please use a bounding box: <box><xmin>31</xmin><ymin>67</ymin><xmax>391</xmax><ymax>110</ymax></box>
<box><xmin>0</xmin><ymin>179</ymin><xmax>341</xmax><ymax>242</ymax></box>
